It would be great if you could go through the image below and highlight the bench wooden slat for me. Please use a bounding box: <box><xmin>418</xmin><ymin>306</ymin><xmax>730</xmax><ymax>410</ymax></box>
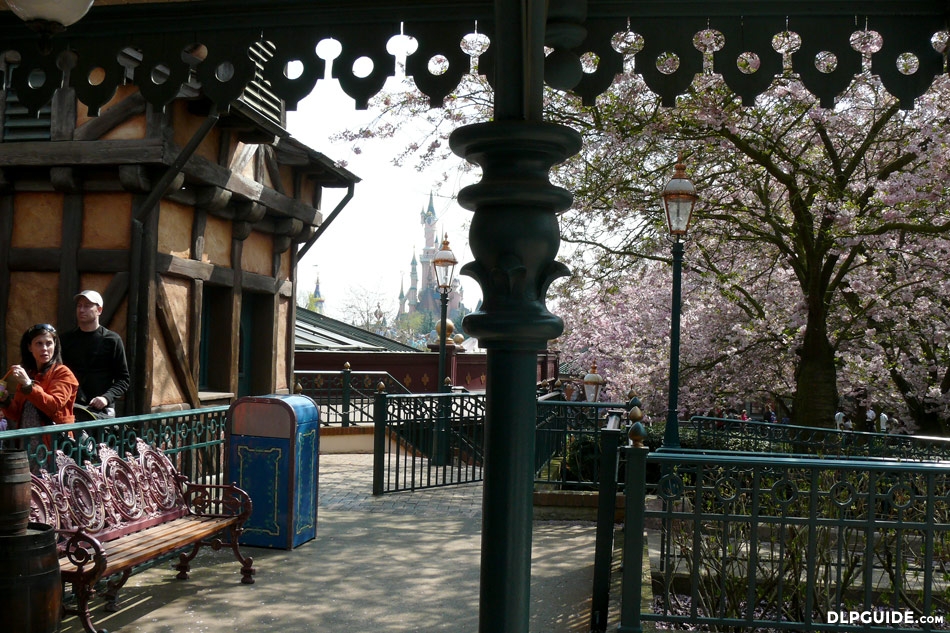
<box><xmin>60</xmin><ymin>515</ymin><xmax>239</xmax><ymax>579</ymax></box>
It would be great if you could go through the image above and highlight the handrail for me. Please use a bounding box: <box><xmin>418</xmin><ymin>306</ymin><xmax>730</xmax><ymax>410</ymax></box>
<box><xmin>295</xmin><ymin>368</ymin><xmax>411</xmax><ymax>426</ymax></box>
<box><xmin>690</xmin><ymin>415</ymin><xmax>950</xmax><ymax>460</ymax></box>
<box><xmin>617</xmin><ymin>445</ymin><xmax>950</xmax><ymax>632</ymax></box>
<box><xmin>0</xmin><ymin>406</ymin><xmax>230</xmax><ymax>481</ymax></box>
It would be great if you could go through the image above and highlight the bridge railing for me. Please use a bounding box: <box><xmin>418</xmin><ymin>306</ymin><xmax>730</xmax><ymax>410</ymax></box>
<box><xmin>370</xmin><ymin>390</ymin><xmax>634</xmax><ymax>495</ymax></box>
<box><xmin>690</xmin><ymin>416</ymin><xmax>950</xmax><ymax>460</ymax></box>
<box><xmin>614</xmin><ymin>447</ymin><xmax>950</xmax><ymax>632</ymax></box>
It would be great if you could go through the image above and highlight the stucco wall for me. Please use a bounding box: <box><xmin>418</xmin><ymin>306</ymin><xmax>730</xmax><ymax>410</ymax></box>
<box><xmin>76</xmin><ymin>84</ymin><xmax>146</xmax><ymax>140</ymax></box>
<box><xmin>12</xmin><ymin>192</ymin><xmax>62</xmax><ymax>247</ymax></box>
<box><xmin>4</xmin><ymin>272</ymin><xmax>59</xmax><ymax>368</ymax></box>
<box><xmin>204</xmin><ymin>215</ymin><xmax>231</xmax><ymax>266</ymax></box>
<box><xmin>241</xmin><ymin>230</ymin><xmax>272</xmax><ymax>276</ymax></box>
<box><xmin>83</xmin><ymin>193</ymin><xmax>132</xmax><ymax>249</ymax></box>
<box><xmin>276</xmin><ymin>296</ymin><xmax>290</xmax><ymax>391</ymax></box>
<box><xmin>157</xmin><ymin>200</ymin><xmax>193</xmax><ymax>258</ymax></box>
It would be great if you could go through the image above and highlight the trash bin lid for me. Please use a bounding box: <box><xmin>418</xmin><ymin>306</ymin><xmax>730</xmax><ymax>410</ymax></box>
<box><xmin>229</xmin><ymin>394</ymin><xmax>319</xmax><ymax>437</ymax></box>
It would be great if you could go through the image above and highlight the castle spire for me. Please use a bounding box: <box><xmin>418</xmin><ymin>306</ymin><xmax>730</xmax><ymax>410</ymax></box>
<box><xmin>309</xmin><ymin>274</ymin><xmax>325</xmax><ymax>314</ymax></box>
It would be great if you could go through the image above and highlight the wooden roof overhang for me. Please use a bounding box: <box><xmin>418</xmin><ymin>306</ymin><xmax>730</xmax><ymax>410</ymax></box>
<box><xmin>0</xmin><ymin>1</ymin><xmax>946</xmax><ymax>117</ymax></box>
<box><xmin>3</xmin><ymin>2</ymin><xmax>948</xmax><ymax>632</ymax></box>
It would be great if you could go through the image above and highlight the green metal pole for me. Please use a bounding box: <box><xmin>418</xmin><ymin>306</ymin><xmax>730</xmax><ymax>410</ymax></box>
<box><xmin>619</xmin><ymin>445</ymin><xmax>648</xmax><ymax>633</ymax></box>
<box><xmin>451</xmin><ymin>118</ymin><xmax>581</xmax><ymax>632</ymax></box>
<box><xmin>662</xmin><ymin>239</ymin><xmax>685</xmax><ymax>450</ymax></box>
<box><xmin>342</xmin><ymin>363</ymin><xmax>351</xmax><ymax>427</ymax></box>
<box><xmin>590</xmin><ymin>428</ymin><xmax>622</xmax><ymax>632</ymax></box>
<box><xmin>372</xmin><ymin>385</ymin><xmax>387</xmax><ymax>496</ymax></box>
<box><xmin>449</xmin><ymin>2</ymin><xmax>580</xmax><ymax>630</ymax></box>
<box><xmin>437</xmin><ymin>289</ymin><xmax>449</xmax><ymax>393</ymax></box>
<box><xmin>478</xmin><ymin>350</ymin><xmax>537</xmax><ymax>631</ymax></box>
<box><xmin>433</xmin><ymin>290</ymin><xmax>450</xmax><ymax>466</ymax></box>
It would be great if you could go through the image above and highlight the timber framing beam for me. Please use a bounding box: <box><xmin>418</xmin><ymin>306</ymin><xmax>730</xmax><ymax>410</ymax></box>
<box><xmin>0</xmin><ymin>140</ymin><xmax>325</xmax><ymax>226</ymax></box>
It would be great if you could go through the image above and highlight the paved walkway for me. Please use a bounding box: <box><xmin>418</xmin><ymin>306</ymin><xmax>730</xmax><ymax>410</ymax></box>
<box><xmin>59</xmin><ymin>453</ymin><xmax>619</xmax><ymax>633</ymax></box>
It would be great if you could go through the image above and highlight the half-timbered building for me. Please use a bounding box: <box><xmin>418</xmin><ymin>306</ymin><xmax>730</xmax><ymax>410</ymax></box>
<box><xmin>0</xmin><ymin>54</ymin><xmax>358</xmax><ymax>413</ymax></box>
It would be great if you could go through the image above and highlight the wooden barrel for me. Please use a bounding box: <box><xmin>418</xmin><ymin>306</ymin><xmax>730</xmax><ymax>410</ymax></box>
<box><xmin>0</xmin><ymin>449</ymin><xmax>31</xmax><ymax>536</ymax></box>
<box><xmin>0</xmin><ymin>522</ymin><xmax>63</xmax><ymax>633</ymax></box>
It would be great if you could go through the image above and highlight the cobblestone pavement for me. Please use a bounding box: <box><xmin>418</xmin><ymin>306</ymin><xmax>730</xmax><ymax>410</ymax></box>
<box><xmin>59</xmin><ymin>452</ymin><xmax>614</xmax><ymax>633</ymax></box>
<box><xmin>319</xmin><ymin>453</ymin><xmax>483</xmax><ymax>517</ymax></box>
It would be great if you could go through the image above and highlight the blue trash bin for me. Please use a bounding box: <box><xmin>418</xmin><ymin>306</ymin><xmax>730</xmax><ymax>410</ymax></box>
<box><xmin>227</xmin><ymin>394</ymin><xmax>319</xmax><ymax>549</ymax></box>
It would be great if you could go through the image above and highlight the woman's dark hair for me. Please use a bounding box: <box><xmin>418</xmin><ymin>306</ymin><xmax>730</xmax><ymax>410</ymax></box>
<box><xmin>20</xmin><ymin>324</ymin><xmax>62</xmax><ymax>373</ymax></box>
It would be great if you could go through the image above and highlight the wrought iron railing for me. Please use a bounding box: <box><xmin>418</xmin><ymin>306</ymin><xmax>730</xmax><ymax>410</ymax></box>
<box><xmin>372</xmin><ymin>390</ymin><xmax>486</xmax><ymax>494</ymax></box>
<box><xmin>691</xmin><ymin>416</ymin><xmax>950</xmax><ymax>460</ymax></box>
<box><xmin>0</xmin><ymin>406</ymin><xmax>229</xmax><ymax>485</ymax></box>
<box><xmin>535</xmin><ymin>400</ymin><xmax>629</xmax><ymax>490</ymax></box>
<box><xmin>370</xmin><ymin>391</ymin><xmax>636</xmax><ymax>495</ymax></box>
<box><xmin>617</xmin><ymin>448</ymin><xmax>950</xmax><ymax>632</ymax></box>
<box><xmin>295</xmin><ymin>368</ymin><xmax>410</xmax><ymax>426</ymax></box>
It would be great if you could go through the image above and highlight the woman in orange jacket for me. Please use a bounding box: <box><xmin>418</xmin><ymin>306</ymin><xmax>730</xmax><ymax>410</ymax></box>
<box><xmin>0</xmin><ymin>323</ymin><xmax>79</xmax><ymax>456</ymax></box>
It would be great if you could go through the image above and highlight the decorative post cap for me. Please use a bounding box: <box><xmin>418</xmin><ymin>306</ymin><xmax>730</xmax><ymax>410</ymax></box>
<box><xmin>629</xmin><ymin>421</ymin><xmax>647</xmax><ymax>448</ymax></box>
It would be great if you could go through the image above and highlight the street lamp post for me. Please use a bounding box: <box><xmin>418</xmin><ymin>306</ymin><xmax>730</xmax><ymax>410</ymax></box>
<box><xmin>432</xmin><ymin>234</ymin><xmax>458</xmax><ymax>466</ymax></box>
<box><xmin>432</xmin><ymin>234</ymin><xmax>458</xmax><ymax>393</ymax></box>
<box><xmin>660</xmin><ymin>157</ymin><xmax>698</xmax><ymax>450</ymax></box>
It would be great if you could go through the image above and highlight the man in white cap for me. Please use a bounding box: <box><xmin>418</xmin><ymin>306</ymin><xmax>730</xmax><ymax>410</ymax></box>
<box><xmin>61</xmin><ymin>290</ymin><xmax>131</xmax><ymax>418</ymax></box>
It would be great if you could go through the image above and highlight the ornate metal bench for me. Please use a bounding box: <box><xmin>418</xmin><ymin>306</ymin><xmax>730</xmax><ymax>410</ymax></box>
<box><xmin>30</xmin><ymin>439</ymin><xmax>255</xmax><ymax>633</ymax></box>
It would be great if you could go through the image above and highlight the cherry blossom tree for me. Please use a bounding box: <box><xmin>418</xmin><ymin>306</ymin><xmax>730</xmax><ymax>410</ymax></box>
<box><xmin>336</xmin><ymin>30</ymin><xmax>950</xmax><ymax>431</ymax></box>
<box><xmin>552</xmin><ymin>53</ymin><xmax>950</xmax><ymax>428</ymax></box>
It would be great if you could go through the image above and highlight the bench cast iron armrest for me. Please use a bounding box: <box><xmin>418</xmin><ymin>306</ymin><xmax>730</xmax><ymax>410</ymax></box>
<box><xmin>57</xmin><ymin>528</ymin><xmax>108</xmax><ymax>586</ymax></box>
<box><xmin>183</xmin><ymin>482</ymin><xmax>253</xmax><ymax>523</ymax></box>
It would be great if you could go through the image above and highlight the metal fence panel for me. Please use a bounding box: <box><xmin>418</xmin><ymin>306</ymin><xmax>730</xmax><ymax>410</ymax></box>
<box><xmin>691</xmin><ymin>416</ymin><xmax>950</xmax><ymax>460</ymax></box>
<box><xmin>620</xmin><ymin>449</ymin><xmax>950</xmax><ymax>632</ymax></box>
<box><xmin>373</xmin><ymin>391</ymin><xmax>486</xmax><ymax>494</ymax></box>
<box><xmin>0</xmin><ymin>406</ymin><xmax>230</xmax><ymax>487</ymax></box>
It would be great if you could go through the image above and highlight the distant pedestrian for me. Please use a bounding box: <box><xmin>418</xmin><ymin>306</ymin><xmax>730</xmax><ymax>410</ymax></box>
<box><xmin>879</xmin><ymin>411</ymin><xmax>889</xmax><ymax>434</ymax></box>
<box><xmin>842</xmin><ymin>416</ymin><xmax>854</xmax><ymax>447</ymax></box>
<box><xmin>834</xmin><ymin>411</ymin><xmax>844</xmax><ymax>431</ymax></box>
<box><xmin>866</xmin><ymin>407</ymin><xmax>877</xmax><ymax>433</ymax></box>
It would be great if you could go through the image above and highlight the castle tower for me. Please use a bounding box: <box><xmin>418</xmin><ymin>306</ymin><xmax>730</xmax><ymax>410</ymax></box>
<box><xmin>407</xmin><ymin>249</ymin><xmax>419</xmax><ymax>307</ymax></box>
<box><xmin>309</xmin><ymin>275</ymin><xmax>325</xmax><ymax>314</ymax></box>
<box><xmin>397</xmin><ymin>277</ymin><xmax>407</xmax><ymax>316</ymax></box>
<box><xmin>419</xmin><ymin>192</ymin><xmax>438</xmax><ymax>299</ymax></box>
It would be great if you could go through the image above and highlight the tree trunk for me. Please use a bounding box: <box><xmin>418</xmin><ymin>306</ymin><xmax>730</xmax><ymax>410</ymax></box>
<box><xmin>792</xmin><ymin>310</ymin><xmax>839</xmax><ymax>427</ymax></box>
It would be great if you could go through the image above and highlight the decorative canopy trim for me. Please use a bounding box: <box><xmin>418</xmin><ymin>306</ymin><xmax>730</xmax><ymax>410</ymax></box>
<box><xmin>0</xmin><ymin>0</ymin><xmax>946</xmax><ymax>114</ymax></box>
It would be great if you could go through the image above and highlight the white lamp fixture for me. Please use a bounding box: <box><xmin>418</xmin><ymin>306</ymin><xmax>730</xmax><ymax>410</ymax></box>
<box><xmin>432</xmin><ymin>234</ymin><xmax>458</xmax><ymax>291</ymax></box>
<box><xmin>661</xmin><ymin>155</ymin><xmax>698</xmax><ymax>237</ymax></box>
<box><xmin>5</xmin><ymin>0</ymin><xmax>94</xmax><ymax>32</ymax></box>
<box><xmin>582</xmin><ymin>361</ymin><xmax>605</xmax><ymax>402</ymax></box>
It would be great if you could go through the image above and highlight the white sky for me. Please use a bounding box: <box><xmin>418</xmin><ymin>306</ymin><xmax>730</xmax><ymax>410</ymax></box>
<box><xmin>286</xmin><ymin>63</ymin><xmax>483</xmax><ymax>323</ymax></box>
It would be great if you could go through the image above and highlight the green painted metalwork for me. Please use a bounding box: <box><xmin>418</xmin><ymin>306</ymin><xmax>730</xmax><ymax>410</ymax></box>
<box><xmin>620</xmin><ymin>448</ymin><xmax>950</xmax><ymax>631</ymax></box>
<box><xmin>591</xmin><ymin>428</ymin><xmax>623</xmax><ymax>632</ymax></box>
<box><xmin>372</xmin><ymin>391</ymin><xmax>487</xmax><ymax>494</ymax></box>
<box><xmin>691</xmin><ymin>416</ymin><xmax>950</xmax><ymax>460</ymax></box>
<box><xmin>0</xmin><ymin>1</ymin><xmax>945</xmax><ymax>115</ymax></box>
<box><xmin>371</xmin><ymin>394</ymin><xmax>632</xmax><ymax>494</ymax></box>
<box><xmin>535</xmin><ymin>399</ymin><xmax>629</xmax><ymax>490</ymax></box>
<box><xmin>0</xmin><ymin>3</ymin><xmax>947</xmax><ymax>632</ymax></box>
<box><xmin>0</xmin><ymin>406</ymin><xmax>229</xmax><ymax>487</ymax></box>
<box><xmin>663</xmin><ymin>239</ymin><xmax>685</xmax><ymax>450</ymax></box>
